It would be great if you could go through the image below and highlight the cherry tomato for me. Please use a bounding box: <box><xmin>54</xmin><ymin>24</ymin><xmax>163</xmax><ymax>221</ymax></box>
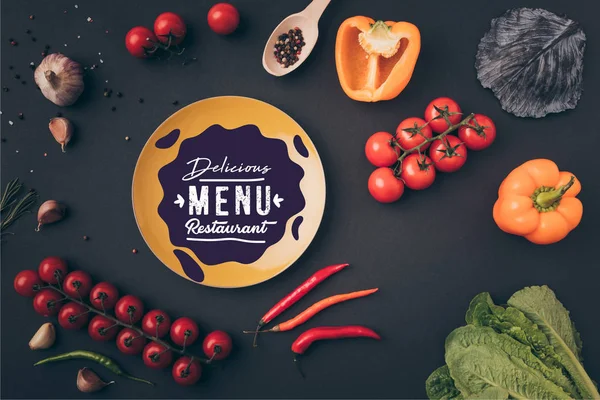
<box><xmin>115</xmin><ymin>295</ymin><xmax>145</xmax><ymax>324</ymax></box>
<box><xmin>400</xmin><ymin>153</ymin><xmax>436</xmax><ymax>190</ymax></box>
<box><xmin>143</xmin><ymin>342</ymin><xmax>173</xmax><ymax>369</ymax></box>
<box><xmin>89</xmin><ymin>282</ymin><xmax>119</xmax><ymax>310</ymax></box>
<box><xmin>170</xmin><ymin>317</ymin><xmax>199</xmax><ymax>347</ymax></box>
<box><xmin>88</xmin><ymin>315</ymin><xmax>120</xmax><ymax>341</ymax></box>
<box><xmin>458</xmin><ymin>114</ymin><xmax>496</xmax><ymax>151</ymax></box>
<box><xmin>368</xmin><ymin>167</ymin><xmax>404</xmax><ymax>203</ymax></box>
<box><xmin>125</xmin><ymin>26</ymin><xmax>157</xmax><ymax>58</ymax></box>
<box><xmin>116</xmin><ymin>328</ymin><xmax>147</xmax><ymax>355</ymax></box>
<box><xmin>172</xmin><ymin>356</ymin><xmax>202</xmax><ymax>386</ymax></box>
<box><xmin>428</xmin><ymin>135</ymin><xmax>467</xmax><ymax>173</ymax></box>
<box><xmin>202</xmin><ymin>330</ymin><xmax>232</xmax><ymax>361</ymax></box>
<box><xmin>38</xmin><ymin>256</ymin><xmax>68</xmax><ymax>284</ymax></box>
<box><xmin>14</xmin><ymin>270</ymin><xmax>43</xmax><ymax>297</ymax></box>
<box><xmin>63</xmin><ymin>270</ymin><xmax>92</xmax><ymax>299</ymax></box>
<box><xmin>396</xmin><ymin>117</ymin><xmax>433</xmax><ymax>151</ymax></box>
<box><xmin>424</xmin><ymin>97</ymin><xmax>462</xmax><ymax>133</ymax></box>
<box><xmin>33</xmin><ymin>288</ymin><xmax>63</xmax><ymax>316</ymax></box>
<box><xmin>207</xmin><ymin>3</ymin><xmax>240</xmax><ymax>35</ymax></box>
<box><xmin>365</xmin><ymin>132</ymin><xmax>399</xmax><ymax>167</ymax></box>
<box><xmin>142</xmin><ymin>310</ymin><xmax>172</xmax><ymax>338</ymax></box>
<box><xmin>58</xmin><ymin>302</ymin><xmax>89</xmax><ymax>330</ymax></box>
<box><xmin>154</xmin><ymin>12</ymin><xmax>186</xmax><ymax>45</ymax></box>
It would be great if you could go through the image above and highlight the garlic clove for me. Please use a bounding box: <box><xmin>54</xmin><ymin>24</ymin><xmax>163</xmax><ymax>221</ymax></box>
<box><xmin>48</xmin><ymin>117</ymin><xmax>73</xmax><ymax>152</ymax></box>
<box><xmin>34</xmin><ymin>53</ymin><xmax>84</xmax><ymax>107</ymax></box>
<box><xmin>29</xmin><ymin>323</ymin><xmax>56</xmax><ymax>350</ymax></box>
<box><xmin>36</xmin><ymin>200</ymin><xmax>66</xmax><ymax>231</ymax></box>
<box><xmin>77</xmin><ymin>368</ymin><xmax>114</xmax><ymax>393</ymax></box>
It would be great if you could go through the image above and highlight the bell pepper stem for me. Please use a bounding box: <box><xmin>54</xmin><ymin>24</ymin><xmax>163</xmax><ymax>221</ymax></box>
<box><xmin>536</xmin><ymin>176</ymin><xmax>575</xmax><ymax>208</ymax></box>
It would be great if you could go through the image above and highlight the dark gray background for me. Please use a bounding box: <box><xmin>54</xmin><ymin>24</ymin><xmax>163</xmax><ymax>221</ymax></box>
<box><xmin>1</xmin><ymin>0</ymin><xmax>598</xmax><ymax>398</ymax></box>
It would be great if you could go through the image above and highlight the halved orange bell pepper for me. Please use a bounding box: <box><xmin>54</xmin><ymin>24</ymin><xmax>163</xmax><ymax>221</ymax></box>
<box><xmin>335</xmin><ymin>17</ymin><xmax>420</xmax><ymax>102</ymax></box>
<box><xmin>493</xmin><ymin>159</ymin><xmax>583</xmax><ymax>245</ymax></box>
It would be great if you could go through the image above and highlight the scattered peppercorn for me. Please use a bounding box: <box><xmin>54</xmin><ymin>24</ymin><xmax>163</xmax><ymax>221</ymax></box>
<box><xmin>83</xmin><ymin>235</ymin><xmax>89</xmax><ymax>241</ymax></box>
<box><xmin>41</xmin><ymin>52</ymin><xmax>47</xmax><ymax>57</ymax></box>
<box><xmin>43</xmin><ymin>152</ymin><xmax>47</xmax><ymax>157</ymax></box>
<box><xmin>1</xmin><ymin>138</ymin><xmax>6</xmax><ymax>143</ymax></box>
<box><xmin>21</xmin><ymin>81</ymin><xmax>27</xmax><ymax>85</ymax></box>
<box><xmin>103</xmin><ymin>88</ymin><xmax>112</xmax><ymax>97</ymax></box>
<box><xmin>111</xmin><ymin>106</ymin><xmax>116</xmax><ymax>111</ymax></box>
<box><xmin>116</xmin><ymin>92</ymin><xmax>122</xmax><ymax>98</ymax></box>
<box><xmin>18</xmin><ymin>113</ymin><xmax>24</xmax><ymax>120</ymax></box>
<box><xmin>2</xmin><ymin>87</ymin><xmax>8</xmax><ymax>92</ymax></box>
<box><xmin>9</xmin><ymin>66</ymin><xmax>14</xmax><ymax>70</ymax></box>
<box><xmin>132</xmin><ymin>249</ymin><xmax>138</xmax><ymax>254</ymax></box>
<box><xmin>56</xmin><ymin>112</ymin><xmax>62</xmax><ymax>117</ymax></box>
<box><xmin>44</xmin><ymin>44</ymin><xmax>50</xmax><ymax>49</ymax></box>
<box><xmin>273</xmin><ymin>27</ymin><xmax>305</xmax><ymax>68</ymax></box>
<box><xmin>138</xmin><ymin>98</ymin><xmax>144</xmax><ymax>103</ymax></box>
<box><xmin>10</xmin><ymin>40</ymin><xmax>18</xmax><ymax>46</ymax></box>
<box><xmin>25</xmin><ymin>29</ymin><xmax>31</xmax><ymax>34</ymax></box>
<box><xmin>172</xmin><ymin>100</ymin><xmax>179</xmax><ymax>105</ymax></box>
<box><xmin>29</xmin><ymin>15</ymin><xmax>35</xmax><ymax>20</ymax></box>
<box><xmin>31</xmin><ymin>37</ymin><xmax>36</xmax><ymax>42</ymax></box>
<box><xmin>125</xmin><ymin>136</ymin><xmax>130</xmax><ymax>141</ymax></box>
<box><xmin>14</xmin><ymin>74</ymin><xmax>20</xmax><ymax>79</ymax></box>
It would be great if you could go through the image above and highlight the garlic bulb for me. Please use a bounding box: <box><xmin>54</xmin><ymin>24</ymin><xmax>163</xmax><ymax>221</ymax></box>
<box><xmin>29</xmin><ymin>323</ymin><xmax>56</xmax><ymax>350</ymax></box>
<box><xmin>34</xmin><ymin>53</ymin><xmax>84</xmax><ymax>106</ymax></box>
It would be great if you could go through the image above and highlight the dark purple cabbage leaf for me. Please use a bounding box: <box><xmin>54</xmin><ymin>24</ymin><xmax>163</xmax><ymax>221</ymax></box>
<box><xmin>476</xmin><ymin>8</ymin><xmax>586</xmax><ymax>118</ymax></box>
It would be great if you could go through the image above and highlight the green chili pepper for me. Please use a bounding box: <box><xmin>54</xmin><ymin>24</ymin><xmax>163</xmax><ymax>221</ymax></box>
<box><xmin>34</xmin><ymin>350</ymin><xmax>154</xmax><ymax>386</ymax></box>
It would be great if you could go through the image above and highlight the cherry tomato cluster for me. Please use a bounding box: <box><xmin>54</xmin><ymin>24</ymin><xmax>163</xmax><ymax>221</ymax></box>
<box><xmin>126</xmin><ymin>12</ymin><xmax>187</xmax><ymax>58</ymax></box>
<box><xmin>365</xmin><ymin>97</ymin><xmax>497</xmax><ymax>203</ymax></box>
<box><xmin>14</xmin><ymin>257</ymin><xmax>233</xmax><ymax>386</ymax></box>
<box><xmin>125</xmin><ymin>4</ymin><xmax>240</xmax><ymax>58</ymax></box>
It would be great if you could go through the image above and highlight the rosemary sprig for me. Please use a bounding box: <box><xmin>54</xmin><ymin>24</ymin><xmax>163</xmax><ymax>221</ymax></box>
<box><xmin>0</xmin><ymin>178</ymin><xmax>38</xmax><ymax>234</ymax></box>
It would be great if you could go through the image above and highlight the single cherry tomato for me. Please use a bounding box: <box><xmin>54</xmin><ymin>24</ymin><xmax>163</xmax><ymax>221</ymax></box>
<box><xmin>88</xmin><ymin>315</ymin><xmax>120</xmax><ymax>341</ymax></box>
<box><xmin>143</xmin><ymin>342</ymin><xmax>173</xmax><ymax>369</ymax></box>
<box><xmin>58</xmin><ymin>302</ymin><xmax>89</xmax><ymax>330</ymax></box>
<box><xmin>458</xmin><ymin>114</ymin><xmax>496</xmax><ymax>151</ymax></box>
<box><xmin>428</xmin><ymin>135</ymin><xmax>467</xmax><ymax>173</ymax></box>
<box><xmin>116</xmin><ymin>328</ymin><xmax>147</xmax><ymax>355</ymax></box>
<box><xmin>400</xmin><ymin>153</ymin><xmax>436</xmax><ymax>190</ymax></box>
<box><xmin>172</xmin><ymin>356</ymin><xmax>202</xmax><ymax>386</ymax></box>
<box><xmin>170</xmin><ymin>317</ymin><xmax>199</xmax><ymax>347</ymax></box>
<box><xmin>424</xmin><ymin>97</ymin><xmax>462</xmax><ymax>133</ymax></box>
<box><xmin>207</xmin><ymin>3</ymin><xmax>240</xmax><ymax>35</ymax></box>
<box><xmin>38</xmin><ymin>256</ymin><xmax>68</xmax><ymax>284</ymax></box>
<box><xmin>14</xmin><ymin>270</ymin><xmax>43</xmax><ymax>297</ymax></box>
<box><xmin>365</xmin><ymin>132</ymin><xmax>399</xmax><ymax>167</ymax></box>
<box><xmin>368</xmin><ymin>167</ymin><xmax>405</xmax><ymax>203</ymax></box>
<box><xmin>115</xmin><ymin>295</ymin><xmax>145</xmax><ymax>324</ymax></box>
<box><xmin>396</xmin><ymin>117</ymin><xmax>433</xmax><ymax>151</ymax></box>
<box><xmin>89</xmin><ymin>282</ymin><xmax>119</xmax><ymax>310</ymax></box>
<box><xmin>202</xmin><ymin>330</ymin><xmax>232</xmax><ymax>361</ymax></box>
<box><xmin>125</xmin><ymin>26</ymin><xmax>157</xmax><ymax>58</ymax></box>
<box><xmin>33</xmin><ymin>288</ymin><xmax>64</xmax><ymax>316</ymax></box>
<box><xmin>154</xmin><ymin>12</ymin><xmax>187</xmax><ymax>45</ymax></box>
<box><xmin>63</xmin><ymin>270</ymin><xmax>92</xmax><ymax>299</ymax></box>
<box><xmin>142</xmin><ymin>310</ymin><xmax>172</xmax><ymax>338</ymax></box>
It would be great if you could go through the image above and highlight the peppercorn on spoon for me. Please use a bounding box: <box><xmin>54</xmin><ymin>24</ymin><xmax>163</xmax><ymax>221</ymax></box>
<box><xmin>262</xmin><ymin>0</ymin><xmax>331</xmax><ymax>77</ymax></box>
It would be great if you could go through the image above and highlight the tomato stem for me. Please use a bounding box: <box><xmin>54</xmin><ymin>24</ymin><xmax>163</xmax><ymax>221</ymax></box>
<box><xmin>41</xmin><ymin>285</ymin><xmax>212</xmax><ymax>364</ymax></box>
<box><xmin>393</xmin><ymin>113</ymin><xmax>475</xmax><ymax>174</ymax></box>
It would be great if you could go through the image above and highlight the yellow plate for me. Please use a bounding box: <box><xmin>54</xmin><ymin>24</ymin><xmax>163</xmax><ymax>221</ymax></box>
<box><xmin>132</xmin><ymin>96</ymin><xmax>326</xmax><ymax>288</ymax></box>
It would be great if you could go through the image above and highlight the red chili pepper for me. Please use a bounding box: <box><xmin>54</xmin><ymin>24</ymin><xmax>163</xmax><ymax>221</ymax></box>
<box><xmin>250</xmin><ymin>263</ymin><xmax>349</xmax><ymax>347</ymax></box>
<box><xmin>291</xmin><ymin>325</ymin><xmax>381</xmax><ymax>356</ymax></box>
<box><xmin>245</xmin><ymin>288</ymin><xmax>378</xmax><ymax>334</ymax></box>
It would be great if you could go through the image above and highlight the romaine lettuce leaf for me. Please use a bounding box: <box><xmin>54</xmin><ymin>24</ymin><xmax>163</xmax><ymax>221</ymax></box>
<box><xmin>426</xmin><ymin>365</ymin><xmax>463</xmax><ymax>400</ymax></box>
<box><xmin>445</xmin><ymin>326</ymin><xmax>573</xmax><ymax>399</ymax></box>
<box><xmin>508</xmin><ymin>286</ymin><xmax>600</xmax><ymax>400</ymax></box>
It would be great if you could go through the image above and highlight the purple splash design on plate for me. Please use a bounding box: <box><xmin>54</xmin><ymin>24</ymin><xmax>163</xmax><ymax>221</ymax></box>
<box><xmin>291</xmin><ymin>216</ymin><xmax>303</xmax><ymax>241</ymax></box>
<box><xmin>293</xmin><ymin>135</ymin><xmax>309</xmax><ymax>158</ymax></box>
<box><xmin>156</xmin><ymin>129</ymin><xmax>180</xmax><ymax>149</ymax></box>
<box><xmin>174</xmin><ymin>249</ymin><xmax>205</xmax><ymax>282</ymax></box>
<box><xmin>158</xmin><ymin>124</ymin><xmax>305</xmax><ymax>266</ymax></box>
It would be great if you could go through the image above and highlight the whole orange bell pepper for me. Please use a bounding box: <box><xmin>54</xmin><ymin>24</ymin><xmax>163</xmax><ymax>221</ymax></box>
<box><xmin>335</xmin><ymin>17</ymin><xmax>420</xmax><ymax>102</ymax></box>
<box><xmin>493</xmin><ymin>159</ymin><xmax>582</xmax><ymax>245</ymax></box>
